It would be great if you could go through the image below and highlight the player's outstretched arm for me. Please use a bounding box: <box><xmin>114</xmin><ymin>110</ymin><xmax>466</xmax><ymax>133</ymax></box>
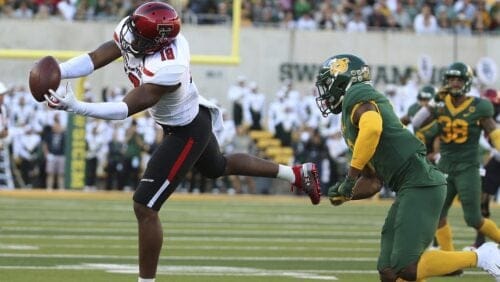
<box><xmin>46</xmin><ymin>82</ymin><xmax>180</xmax><ymax>120</ymax></box>
<box><xmin>89</xmin><ymin>41</ymin><xmax>122</xmax><ymax>70</ymax></box>
<box><xmin>59</xmin><ymin>40</ymin><xmax>121</xmax><ymax>79</ymax></box>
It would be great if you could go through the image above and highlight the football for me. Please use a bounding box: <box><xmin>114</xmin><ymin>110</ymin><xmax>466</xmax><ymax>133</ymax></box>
<box><xmin>29</xmin><ymin>56</ymin><xmax>61</xmax><ymax>102</ymax></box>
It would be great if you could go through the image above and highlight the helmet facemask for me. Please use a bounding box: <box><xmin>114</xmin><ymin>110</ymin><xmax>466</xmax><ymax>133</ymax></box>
<box><xmin>315</xmin><ymin>55</ymin><xmax>371</xmax><ymax>116</ymax></box>
<box><xmin>315</xmin><ymin>72</ymin><xmax>351</xmax><ymax>116</ymax></box>
<box><xmin>120</xmin><ymin>17</ymin><xmax>168</xmax><ymax>57</ymax></box>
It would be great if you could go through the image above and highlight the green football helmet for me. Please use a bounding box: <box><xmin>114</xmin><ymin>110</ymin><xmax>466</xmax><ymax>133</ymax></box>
<box><xmin>417</xmin><ymin>85</ymin><xmax>436</xmax><ymax>100</ymax></box>
<box><xmin>442</xmin><ymin>62</ymin><xmax>473</xmax><ymax>97</ymax></box>
<box><xmin>315</xmin><ymin>54</ymin><xmax>371</xmax><ymax>116</ymax></box>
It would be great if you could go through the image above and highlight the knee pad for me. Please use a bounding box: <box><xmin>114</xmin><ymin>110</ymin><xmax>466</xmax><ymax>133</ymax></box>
<box><xmin>397</xmin><ymin>263</ymin><xmax>418</xmax><ymax>281</ymax></box>
<box><xmin>379</xmin><ymin>268</ymin><xmax>397</xmax><ymax>282</ymax></box>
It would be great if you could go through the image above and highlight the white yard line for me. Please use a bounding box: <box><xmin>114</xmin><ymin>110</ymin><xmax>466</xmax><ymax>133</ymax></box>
<box><xmin>0</xmin><ymin>253</ymin><xmax>377</xmax><ymax>261</ymax></box>
<box><xmin>0</xmin><ymin>244</ymin><xmax>39</xmax><ymax>250</ymax></box>
<box><xmin>0</xmin><ymin>264</ymin><xmax>488</xmax><ymax>278</ymax></box>
<box><xmin>0</xmin><ymin>233</ymin><xmax>474</xmax><ymax>245</ymax></box>
<box><xmin>0</xmin><ymin>243</ymin><xmax>379</xmax><ymax>252</ymax></box>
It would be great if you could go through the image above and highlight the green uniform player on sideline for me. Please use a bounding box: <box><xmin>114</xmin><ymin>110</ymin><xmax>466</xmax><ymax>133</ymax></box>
<box><xmin>400</xmin><ymin>85</ymin><xmax>440</xmax><ymax>163</ymax></box>
<box><xmin>413</xmin><ymin>62</ymin><xmax>500</xmax><ymax>255</ymax></box>
<box><xmin>314</xmin><ymin>54</ymin><xmax>500</xmax><ymax>282</ymax></box>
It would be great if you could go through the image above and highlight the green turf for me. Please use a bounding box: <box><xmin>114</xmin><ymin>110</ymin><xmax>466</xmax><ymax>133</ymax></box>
<box><xmin>0</xmin><ymin>191</ymin><xmax>497</xmax><ymax>281</ymax></box>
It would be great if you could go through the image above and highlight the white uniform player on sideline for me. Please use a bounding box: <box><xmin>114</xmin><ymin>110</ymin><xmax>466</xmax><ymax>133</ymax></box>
<box><xmin>42</xmin><ymin>2</ymin><xmax>321</xmax><ymax>282</ymax></box>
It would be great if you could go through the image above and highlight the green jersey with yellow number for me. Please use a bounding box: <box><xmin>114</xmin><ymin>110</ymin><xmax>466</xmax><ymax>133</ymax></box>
<box><xmin>434</xmin><ymin>95</ymin><xmax>494</xmax><ymax>173</ymax></box>
<box><xmin>341</xmin><ymin>83</ymin><xmax>426</xmax><ymax>188</ymax></box>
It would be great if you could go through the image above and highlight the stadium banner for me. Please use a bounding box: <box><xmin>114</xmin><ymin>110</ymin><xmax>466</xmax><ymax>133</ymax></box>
<box><xmin>64</xmin><ymin>79</ymin><xmax>87</xmax><ymax>189</ymax></box>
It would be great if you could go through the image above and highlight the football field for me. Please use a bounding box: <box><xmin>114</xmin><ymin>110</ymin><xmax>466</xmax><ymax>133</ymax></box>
<box><xmin>0</xmin><ymin>190</ymin><xmax>497</xmax><ymax>282</ymax></box>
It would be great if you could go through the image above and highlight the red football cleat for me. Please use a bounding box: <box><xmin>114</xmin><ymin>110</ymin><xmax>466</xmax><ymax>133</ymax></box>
<box><xmin>291</xmin><ymin>163</ymin><xmax>321</xmax><ymax>205</ymax></box>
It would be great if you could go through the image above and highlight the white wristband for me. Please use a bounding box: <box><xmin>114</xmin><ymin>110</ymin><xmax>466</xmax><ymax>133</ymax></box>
<box><xmin>59</xmin><ymin>54</ymin><xmax>94</xmax><ymax>79</ymax></box>
<box><xmin>74</xmin><ymin>101</ymin><xmax>128</xmax><ymax>120</ymax></box>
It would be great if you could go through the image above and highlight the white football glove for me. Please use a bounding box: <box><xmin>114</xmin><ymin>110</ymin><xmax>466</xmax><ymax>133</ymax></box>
<box><xmin>44</xmin><ymin>82</ymin><xmax>79</xmax><ymax>112</ymax></box>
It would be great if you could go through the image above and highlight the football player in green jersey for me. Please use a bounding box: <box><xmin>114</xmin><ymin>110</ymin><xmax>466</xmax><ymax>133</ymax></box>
<box><xmin>400</xmin><ymin>85</ymin><xmax>441</xmax><ymax>163</ymax></box>
<box><xmin>401</xmin><ymin>85</ymin><xmax>436</xmax><ymax>126</ymax></box>
<box><xmin>314</xmin><ymin>54</ymin><xmax>500</xmax><ymax>281</ymax></box>
<box><xmin>413</xmin><ymin>62</ymin><xmax>500</xmax><ymax>254</ymax></box>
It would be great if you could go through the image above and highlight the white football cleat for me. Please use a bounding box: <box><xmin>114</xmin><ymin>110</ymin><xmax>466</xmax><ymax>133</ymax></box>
<box><xmin>474</xmin><ymin>242</ymin><xmax>500</xmax><ymax>281</ymax></box>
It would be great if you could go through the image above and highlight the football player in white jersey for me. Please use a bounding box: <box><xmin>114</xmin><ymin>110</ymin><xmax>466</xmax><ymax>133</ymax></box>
<box><xmin>43</xmin><ymin>2</ymin><xmax>321</xmax><ymax>281</ymax></box>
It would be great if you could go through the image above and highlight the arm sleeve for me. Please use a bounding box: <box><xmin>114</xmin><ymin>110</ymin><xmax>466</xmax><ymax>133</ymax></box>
<box><xmin>59</xmin><ymin>54</ymin><xmax>95</xmax><ymax>79</ymax></box>
<box><xmin>351</xmin><ymin>110</ymin><xmax>383</xmax><ymax>170</ymax></box>
<box><xmin>74</xmin><ymin>101</ymin><xmax>129</xmax><ymax>120</ymax></box>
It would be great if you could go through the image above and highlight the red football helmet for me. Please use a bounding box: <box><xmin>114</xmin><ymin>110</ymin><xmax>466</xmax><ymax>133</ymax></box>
<box><xmin>483</xmin><ymin>88</ymin><xmax>500</xmax><ymax>105</ymax></box>
<box><xmin>120</xmin><ymin>1</ymin><xmax>181</xmax><ymax>56</ymax></box>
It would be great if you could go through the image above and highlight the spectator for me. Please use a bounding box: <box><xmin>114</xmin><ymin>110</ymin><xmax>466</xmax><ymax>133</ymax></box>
<box><xmin>404</xmin><ymin>0</ymin><xmax>420</xmax><ymax>24</ymax></box>
<box><xmin>414</xmin><ymin>4</ymin><xmax>439</xmax><ymax>34</ymax></box>
<box><xmin>490</xmin><ymin>2</ymin><xmax>500</xmax><ymax>33</ymax></box>
<box><xmin>293</xmin><ymin>0</ymin><xmax>312</xmax><ymax>19</ymax></box>
<box><xmin>472</xmin><ymin>1</ymin><xmax>492</xmax><ymax>33</ymax></box>
<box><xmin>84</xmin><ymin>119</ymin><xmax>105</xmax><ymax>191</ymax></box>
<box><xmin>105</xmin><ymin>128</ymin><xmax>125</xmax><ymax>191</ymax></box>
<box><xmin>57</xmin><ymin>0</ymin><xmax>77</xmax><ymax>21</ymax></box>
<box><xmin>436</xmin><ymin>9</ymin><xmax>452</xmax><ymax>32</ymax></box>
<box><xmin>13</xmin><ymin>124</ymin><xmax>40</xmax><ymax>188</ymax></box>
<box><xmin>315</xmin><ymin>1</ymin><xmax>336</xmax><ymax>30</ymax></box>
<box><xmin>453</xmin><ymin>12</ymin><xmax>472</xmax><ymax>35</ymax></box>
<box><xmin>296</xmin><ymin>12</ymin><xmax>317</xmax><ymax>30</ymax></box>
<box><xmin>122</xmin><ymin>119</ymin><xmax>145</xmax><ymax>191</ymax></box>
<box><xmin>0</xmin><ymin>82</ymin><xmax>8</xmax><ymax>139</ymax></box>
<box><xmin>281</xmin><ymin>10</ymin><xmax>296</xmax><ymax>29</ymax></box>
<box><xmin>243</xmin><ymin>81</ymin><xmax>266</xmax><ymax>130</ymax></box>
<box><xmin>13</xmin><ymin>0</ymin><xmax>34</xmax><ymax>19</ymax></box>
<box><xmin>386</xmin><ymin>13</ymin><xmax>402</xmax><ymax>30</ymax></box>
<box><xmin>331</xmin><ymin>4</ymin><xmax>348</xmax><ymax>30</ymax></box>
<box><xmin>435</xmin><ymin>0</ymin><xmax>457</xmax><ymax>24</ymax></box>
<box><xmin>227</xmin><ymin>75</ymin><xmax>248</xmax><ymax>127</ymax></box>
<box><xmin>368</xmin><ymin>3</ymin><xmax>388</xmax><ymax>29</ymax></box>
<box><xmin>42</xmin><ymin>112</ymin><xmax>66</xmax><ymax>190</ymax></box>
<box><xmin>185</xmin><ymin>0</ymin><xmax>218</xmax><ymax>24</ymax></box>
<box><xmin>393</xmin><ymin>1</ymin><xmax>412</xmax><ymax>30</ymax></box>
<box><xmin>454</xmin><ymin>0</ymin><xmax>477</xmax><ymax>22</ymax></box>
<box><xmin>34</xmin><ymin>2</ymin><xmax>50</xmax><ymax>19</ymax></box>
<box><xmin>346</xmin><ymin>9</ymin><xmax>367</xmax><ymax>32</ymax></box>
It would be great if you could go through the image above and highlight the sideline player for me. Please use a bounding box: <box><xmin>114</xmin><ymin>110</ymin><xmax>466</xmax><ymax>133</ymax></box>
<box><xmin>314</xmin><ymin>54</ymin><xmax>500</xmax><ymax>281</ymax></box>
<box><xmin>42</xmin><ymin>2</ymin><xmax>321</xmax><ymax>281</ymax></box>
<box><xmin>412</xmin><ymin>62</ymin><xmax>500</xmax><ymax>253</ymax></box>
<box><xmin>400</xmin><ymin>85</ymin><xmax>441</xmax><ymax>163</ymax></box>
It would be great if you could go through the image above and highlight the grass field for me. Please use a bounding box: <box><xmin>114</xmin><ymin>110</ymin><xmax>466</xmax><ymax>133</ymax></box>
<box><xmin>0</xmin><ymin>190</ymin><xmax>497</xmax><ymax>282</ymax></box>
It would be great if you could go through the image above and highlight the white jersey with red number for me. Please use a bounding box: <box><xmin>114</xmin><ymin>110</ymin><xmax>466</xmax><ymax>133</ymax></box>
<box><xmin>113</xmin><ymin>17</ymin><xmax>223</xmax><ymax>138</ymax></box>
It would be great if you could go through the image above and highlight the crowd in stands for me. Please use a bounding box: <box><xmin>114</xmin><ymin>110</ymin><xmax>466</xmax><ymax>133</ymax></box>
<box><xmin>0</xmin><ymin>0</ymin><xmax>499</xmax><ymax>34</ymax></box>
